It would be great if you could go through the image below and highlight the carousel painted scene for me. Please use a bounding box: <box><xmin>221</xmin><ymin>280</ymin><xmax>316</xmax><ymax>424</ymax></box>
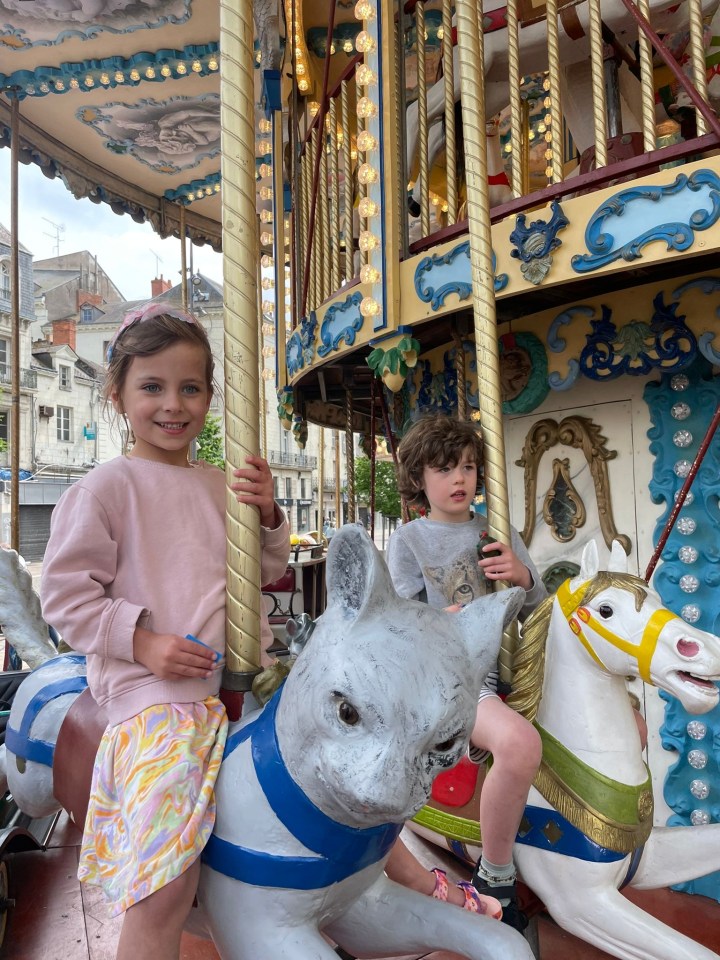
<box><xmin>2</xmin><ymin>0</ymin><xmax>720</xmax><ymax>957</ymax></box>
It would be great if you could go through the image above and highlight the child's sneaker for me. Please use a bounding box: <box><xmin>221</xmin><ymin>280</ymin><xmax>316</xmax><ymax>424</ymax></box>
<box><xmin>471</xmin><ymin>866</ymin><xmax>528</xmax><ymax>932</ymax></box>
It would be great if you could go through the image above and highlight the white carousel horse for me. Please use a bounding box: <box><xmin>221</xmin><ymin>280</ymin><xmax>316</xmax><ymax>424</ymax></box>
<box><xmin>412</xmin><ymin>539</ymin><xmax>720</xmax><ymax>960</ymax></box>
<box><xmin>0</xmin><ymin>527</ymin><xmax>533</xmax><ymax>960</ymax></box>
<box><xmin>405</xmin><ymin>0</ymin><xmax>720</xmax><ymax>181</ymax></box>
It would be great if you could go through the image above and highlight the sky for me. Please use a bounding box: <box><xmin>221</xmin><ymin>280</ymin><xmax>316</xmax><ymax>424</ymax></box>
<box><xmin>0</xmin><ymin>149</ymin><xmax>224</xmax><ymax>301</ymax></box>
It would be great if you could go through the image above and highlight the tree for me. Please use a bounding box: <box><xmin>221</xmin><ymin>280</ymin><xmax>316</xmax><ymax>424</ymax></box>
<box><xmin>196</xmin><ymin>414</ymin><xmax>225</xmax><ymax>468</ymax></box>
<box><xmin>353</xmin><ymin>456</ymin><xmax>401</xmax><ymax>519</ymax></box>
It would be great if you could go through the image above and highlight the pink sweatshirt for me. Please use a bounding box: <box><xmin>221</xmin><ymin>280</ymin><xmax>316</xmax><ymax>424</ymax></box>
<box><xmin>41</xmin><ymin>456</ymin><xmax>290</xmax><ymax>724</ymax></box>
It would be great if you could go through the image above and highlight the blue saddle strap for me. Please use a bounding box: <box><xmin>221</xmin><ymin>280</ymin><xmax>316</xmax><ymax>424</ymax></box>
<box><xmin>517</xmin><ymin>805</ymin><xmax>640</xmax><ymax>865</ymax></box>
<box><xmin>6</xmin><ymin>655</ymin><xmax>87</xmax><ymax>767</ymax></box>
<box><xmin>203</xmin><ymin>688</ymin><xmax>403</xmax><ymax>889</ymax></box>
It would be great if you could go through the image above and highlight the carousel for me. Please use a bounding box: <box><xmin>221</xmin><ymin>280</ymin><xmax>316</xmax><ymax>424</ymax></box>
<box><xmin>2</xmin><ymin>0</ymin><xmax>720</xmax><ymax>958</ymax></box>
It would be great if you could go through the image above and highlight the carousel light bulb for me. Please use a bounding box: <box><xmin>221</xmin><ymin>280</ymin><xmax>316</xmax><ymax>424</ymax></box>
<box><xmin>545</xmin><ymin>131</ymin><xmax>552</xmax><ymax>143</ymax></box>
<box><xmin>308</xmin><ymin>101</ymin><xmax>320</xmax><ymax>116</ymax></box>
<box><xmin>360</xmin><ymin>296</ymin><xmax>380</xmax><ymax>317</ymax></box>
<box><xmin>186</xmin><ymin>192</ymin><xmax>195</xmax><ymax>202</ymax></box>
<box><xmin>130</xmin><ymin>68</ymin><xmax>140</xmax><ymax>81</ymax></box>
<box><xmin>355</xmin><ymin>30</ymin><xmax>377</xmax><ymax>54</ymax></box>
<box><xmin>115</xmin><ymin>71</ymin><xmax>125</xmax><ymax>83</ymax></box>
<box><xmin>260</xmin><ymin>209</ymin><xmax>273</xmax><ymax>223</ymax></box>
<box><xmin>298</xmin><ymin>78</ymin><xmax>310</xmax><ymax>92</ymax></box>
<box><xmin>208</xmin><ymin>58</ymin><xmax>219</xmax><ymax>71</ymax></box>
<box><xmin>260</xmin><ymin>231</ymin><xmax>274</xmax><ymax>246</ymax></box>
<box><xmin>357</xmin><ymin>130</ymin><xmax>377</xmax><ymax>152</ymax></box>
<box><xmin>360</xmin><ymin>263</ymin><xmax>381</xmax><ymax>283</ymax></box>
<box><xmin>355</xmin><ymin>0</ymin><xmax>376</xmax><ymax>20</ymax></box>
<box><xmin>537</xmin><ymin>123</ymin><xmax>546</xmax><ymax>133</ymax></box>
<box><xmin>39</xmin><ymin>82</ymin><xmax>50</xmax><ymax>93</ymax></box>
<box><xmin>343</xmin><ymin>39</ymin><xmax>354</xmax><ymax>53</ymax></box>
<box><xmin>297</xmin><ymin>63</ymin><xmax>306</xmax><ymax>76</ymax></box>
<box><xmin>356</xmin><ymin>64</ymin><xmax>377</xmax><ymax>86</ymax></box>
<box><xmin>54</xmin><ymin>79</ymin><xmax>65</xmax><ymax>91</ymax></box>
<box><xmin>358</xmin><ymin>230</ymin><xmax>379</xmax><ymax>252</ymax></box>
<box><xmin>437</xmin><ymin>26</ymin><xmax>444</xmax><ymax>39</ymax></box>
<box><xmin>160</xmin><ymin>64</ymin><xmax>172</xmax><ymax>77</ymax></box>
<box><xmin>176</xmin><ymin>62</ymin><xmax>187</xmax><ymax>74</ymax></box>
<box><xmin>262</xmin><ymin>322</ymin><xmax>275</xmax><ymax>335</ymax></box>
<box><xmin>257</xmin><ymin>140</ymin><xmax>272</xmax><ymax>155</ymax></box>
<box><xmin>261</xmin><ymin>254</ymin><xmax>274</xmax><ymax>268</ymax></box>
<box><xmin>545</xmin><ymin>166</ymin><xmax>553</xmax><ymax>178</ymax></box>
<box><xmin>330</xmin><ymin>43</ymin><xmax>336</xmax><ymax>55</ymax></box>
<box><xmin>350</xmin><ymin>147</ymin><xmax>358</xmax><ymax>160</ymax></box>
<box><xmin>259</xmin><ymin>118</ymin><xmax>272</xmax><ymax>133</ymax></box>
<box><xmin>336</xmin><ymin>129</ymin><xmax>344</xmax><ymax>146</ymax></box>
<box><xmin>262</xmin><ymin>300</ymin><xmax>275</xmax><ymax>314</ymax></box>
<box><xmin>358</xmin><ymin>197</ymin><xmax>378</xmax><ymax>218</ymax></box>
<box><xmin>145</xmin><ymin>66</ymin><xmax>156</xmax><ymax>79</ymax></box>
<box><xmin>357</xmin><ymin>163</ymin><xmax>379</xmax><ymax>184</ymax></box>
<box><xmin>441</xmin><ymin>202</ymin><xmax>449</xmax><ymax>212</ymax></box>
<box><xmin>191</xmin><ymin>60</ymin><xmax>202</xmax><ymax>73</ymax></box>
<box><xmin>69</xmin><ymin>78</ymin><xmax>79</xmax><ymax>89</ymax></box>
<box><xmin>259</xmin><ymin>163</ymin><xmax>272</xmax><ymax>178</ymax></box>
<box><xmin>214</xmin><ymin>183</ymin><xmax>221</xmax><ymax>192</ymax></box>
<box><xmin>261</xmin><ymin>277</ymin><xmax>275</xmax><ymax>290</ymax></box>
<box><xmin>356</xmin><ymin>97</ymin><xmax>378</xmax><ymax>119</ymax></box>
<box><xmin>256</xmin><ymin>49</ymin><xmax>262</xmax><ymax>63</ymax></box>
<box><xmin>431</xmin><ymin>195</ymin><xmax>441</xmax><ymax>206</ymax></box>
<box><xmin>259</xmin><ymin>186</ymin><xmax>273</xmax><ymax>201</ymax></box>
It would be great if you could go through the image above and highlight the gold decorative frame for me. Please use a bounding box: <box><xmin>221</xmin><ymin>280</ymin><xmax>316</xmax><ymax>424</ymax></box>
<box><xmin>515</xmin><ymin>415</ymin><xmax>631</xmax><ymax>554</ymax></box>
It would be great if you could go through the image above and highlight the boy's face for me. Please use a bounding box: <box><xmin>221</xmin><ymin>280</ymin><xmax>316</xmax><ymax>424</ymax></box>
<box><xmin>422</xmin><ymin>445</ymin><xmax>478</xmax><ymax>523</ymax></box>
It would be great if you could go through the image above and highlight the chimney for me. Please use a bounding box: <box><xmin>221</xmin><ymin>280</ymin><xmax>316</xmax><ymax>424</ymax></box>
<box><xmin>52</xmin><ymin>318</ymin><xmax>77</xmax><ymax>351</ymax></box>
<box><xmin>151</xmin><ymin>274</ymin><xmax>172</xmax><ymax>297</ymax></box>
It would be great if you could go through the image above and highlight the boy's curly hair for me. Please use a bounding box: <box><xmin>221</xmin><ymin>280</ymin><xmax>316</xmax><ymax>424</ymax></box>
<box><xmin>397</xmin><ymin>414</ymin><xmax>485</xmax><ymax>511</ymax></box>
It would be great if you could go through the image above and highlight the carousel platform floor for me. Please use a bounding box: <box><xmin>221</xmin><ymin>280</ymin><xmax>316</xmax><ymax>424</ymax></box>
<box><xmin>3</xmin><ymin>813</ymin><xmax>720</xmax><ymax>960</ymax></box>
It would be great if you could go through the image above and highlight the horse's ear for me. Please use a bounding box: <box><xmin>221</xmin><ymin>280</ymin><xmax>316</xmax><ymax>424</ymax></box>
<box><xmin>325</xmin><ymin>524</ymin><xmax>396</xmax><ymax>621</ymax></box>
<box><xmin>578</xmin><ymin>540</ymin><xmax>600</xmax><ymax>581</ymax></box>
<box><xmin>608</xmin><ymin>539</ymin><xmax>629</xmax><ymax>573</ymax></box>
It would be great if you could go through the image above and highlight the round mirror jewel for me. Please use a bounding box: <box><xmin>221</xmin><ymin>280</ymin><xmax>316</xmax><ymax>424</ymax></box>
<box><xmin>671</xmin><ymin>402</ymin><xmax>691</xmax><ymax>420</ymax></box>
<box><xmin>688</xmin><ymin>749</ymin><xmax>708</xmax><ymax>769</ymax></box>
<box><xmin>678</xmin><ymin>545</ymin><xmax>698</xmax><ymax>563</ymax></box>
<box><xmin>687</xmin><ymin>720</ymin><xmax>707</xmax><ymax>739</ymax></box>
<box><xmin>671</xmin><ymin>373</ymin><xmax>690</xmax><ymax>391</ymax></box>
<box><xmin>690</xmin><ymin>779</ymin><xmax>710</xmax><ymax>800</ymax></box>
<box><xmin>674</xmin><ymin>460</ymin><xmax>692</xmax><ymax>478</ymax></box>
<box><xmin>691</xmin><ymin>809</ymin><xmax>711</xmax><ymax>825</ymax></box>
<box><xmin>679</xmin><ymin>574</ymin><xmax>699</xmax><ymax>593</ymax></box>
<box><xmin>674</xmin><ymin>489</ymin><xmax>694</xmax><ymax>506</ymax></box>
<box><xmin>676</xmin><ymin>516</ymin><xmax>697</xmax><ymax>535</ymax></box>
<box><xmin>681</xmin><ymin>604</ymin><xmax>701</xmax><ymax>623</ymax></box>
<box><xmin>673</xmin><ymin>430</ymin><xmax>693</xmax><ymax>448</ymax></box>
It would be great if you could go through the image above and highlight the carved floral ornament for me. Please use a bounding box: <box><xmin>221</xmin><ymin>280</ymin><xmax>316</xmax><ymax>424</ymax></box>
<box><xmin>515</xmin><ymin>415</ymin><xmax>631</xmax><ymax>553</ymax></box>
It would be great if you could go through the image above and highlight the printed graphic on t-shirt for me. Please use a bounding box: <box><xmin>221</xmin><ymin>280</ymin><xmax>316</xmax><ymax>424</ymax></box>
<box><xmin>424</xmin><ymin>548</ymin><xmax>486</xmax><ymax>607</ymax></box>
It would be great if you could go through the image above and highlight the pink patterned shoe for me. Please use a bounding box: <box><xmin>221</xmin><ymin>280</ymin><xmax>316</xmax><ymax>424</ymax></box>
<box><xmin>431</xmin><ymin>868</ymin><xmax>503</xmax><ymax>919</ymax></box>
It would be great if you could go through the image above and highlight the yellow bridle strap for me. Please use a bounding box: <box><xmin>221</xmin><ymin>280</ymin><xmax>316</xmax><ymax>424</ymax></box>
<box><xmin>556</xmin><ymin>579</ymin><xmax>679</xmax><ymax>684</ymax></box>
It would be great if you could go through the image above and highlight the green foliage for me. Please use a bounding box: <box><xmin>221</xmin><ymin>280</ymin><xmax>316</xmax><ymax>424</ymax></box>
<box><xmin>196</xmin><ymin>414</ymin><xmax>225</xmax><ymax>468</ymax></box>
<box><xmin>354</xmin><ymin>456</ymin><xmax>401</xmax><ymax>519</ymax></box>
<box><xmin>0</xmin><ymin>439</ymin><xmax>6</xmax><ymax>455</ymax></box>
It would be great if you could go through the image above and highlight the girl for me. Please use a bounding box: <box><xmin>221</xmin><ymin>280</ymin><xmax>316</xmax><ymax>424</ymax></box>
<box><xmin>41</xmin><ymin>303</ymin><xmax>290</xmax><ymax>960</ymax></box>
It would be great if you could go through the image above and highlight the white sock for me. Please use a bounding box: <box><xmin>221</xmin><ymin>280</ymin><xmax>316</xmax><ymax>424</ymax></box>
<box><xmin>477</xmin><ymin>856</ymin><xmax>516</xmax><ymax>885</ymax></box>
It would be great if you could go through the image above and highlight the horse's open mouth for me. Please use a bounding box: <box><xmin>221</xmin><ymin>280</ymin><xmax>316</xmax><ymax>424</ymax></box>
<box><xmin>677</xmin><ymin>670</ymin><xmax>719</xmax><ymax>690</ymax></box>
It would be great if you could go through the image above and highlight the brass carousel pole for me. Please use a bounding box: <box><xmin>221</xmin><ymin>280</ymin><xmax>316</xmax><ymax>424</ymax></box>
<box><xmin>318</xmin><ymin>426</ymin><xmax>325</xmax><ymax>532</ymax></box>
<box><xmin>454</xmin><ymin>0</ymin><xmax>514</xmax><ymax>684</ymax></box>
<box><xmin>334</xmin><ymin>430</ymin><xmax>342</xmax><ymax>527</ymax></box>
<box><xmin>9</xmin><ymin>96</ymin><xmax>20</xmax><ymax>556</ymax></box>
<box><xmin>219</xmin><ymin>0</ymin><xmax>262</xmax><ymax>690</ymax></box>
<box><xmin>179</xmin><ymin>204</ymin><xmax>188</xmax><ymax>311</ymax></box>
<box><xmin>345</xmin><ymin>387</ymin><xmax>356</xmax><ymax>523</ymax></box>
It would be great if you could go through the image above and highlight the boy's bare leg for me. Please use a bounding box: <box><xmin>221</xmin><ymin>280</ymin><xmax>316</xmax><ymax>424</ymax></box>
<box><xmin>116</xmin><ymin>857</ymin><xmax>200</xmax><ymax>960</ymax></box>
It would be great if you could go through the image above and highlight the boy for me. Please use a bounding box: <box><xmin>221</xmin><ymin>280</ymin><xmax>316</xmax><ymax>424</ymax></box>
<box><xmin>384</xmin><ymin>414</ymin><xmax>547</xmax><ymax>931</ymax></box>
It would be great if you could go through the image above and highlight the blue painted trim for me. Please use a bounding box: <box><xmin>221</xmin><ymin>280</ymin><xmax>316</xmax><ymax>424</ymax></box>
<box><xmin>1</xmin><ymin>43</ymin><xmax>219</xmax><ymax>100</ymax></box>
<box><xmin>369</xmin><ymin>326</ymin><xmax>415</xmax><ymax>346</ymax></box>
<box><xmin>516</xmin><ymin>805</ymin><xmax>628</xmax><ymax>862</ymax></box>
<box><xmin>510</xmin><ymin>199</ymin><xmax>569</xmax><ymax>262</ymax></box>
<box><xmin>164</xmin><ymin>172</ymin><xmax>221</xmax><ymax>205</ymax></box>
<box><xmin>548</xmin><ymin>306</ymin><xmax>596</xmax><ymax>352</ymax></box>
<box><xmin>571</xmin><ymin>169</ymin><xmax>720</xmax><ymax>273</ymax></box>
<box><xmin>376</xmin><ymin>2</ymin><xmax>388</xmax><ymax>333</ymax></box>
<box><xmin>262</xmin><ymin>70</ymin><xmax>282</xmax><ymax>113</ymax></box>
<box><xmin>6</xmin><ymin>664</ymin><xmax>87</xmax><ymax>767</ymax></box>
<box><xmin>204</xmin><ymin>689</ymin><xmax>402</xmax><ymax>889</ymax></box>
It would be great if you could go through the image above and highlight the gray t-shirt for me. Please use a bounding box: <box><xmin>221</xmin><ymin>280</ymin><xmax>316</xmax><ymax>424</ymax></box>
<box><xmin>385</xmin><ymin>514</ymin><xmax>546</xmax><ymax>620</ymax></box>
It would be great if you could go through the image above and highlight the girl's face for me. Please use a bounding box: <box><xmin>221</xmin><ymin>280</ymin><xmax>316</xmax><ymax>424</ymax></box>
<box><xmin>421</xmin><ymin>445</ymin><xmax>478</xmax><ymax>523</ymax></box>
<box><xmin>111</xmin><ymin>341</ymin><xmax>212</xmax><ymax>467</ymax></box>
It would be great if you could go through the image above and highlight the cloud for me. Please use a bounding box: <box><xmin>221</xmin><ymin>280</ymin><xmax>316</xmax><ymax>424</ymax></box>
<box><xmin>0</xmin><ymin>150</ymin><xmax>222</xmax><ymax>301</ymax></box>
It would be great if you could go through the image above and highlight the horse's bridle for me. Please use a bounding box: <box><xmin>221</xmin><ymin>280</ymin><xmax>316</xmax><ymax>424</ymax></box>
<box><xmin>556</xmin><ymin>578</ymin><xmax>679</xmax><ymax>684</ymax></box>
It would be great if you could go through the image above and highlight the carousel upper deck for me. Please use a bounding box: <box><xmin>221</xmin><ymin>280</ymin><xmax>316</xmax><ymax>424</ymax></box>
<box><xmin>277</xmin><ymin>0</ymin><xmax>720</xmax><ymax>435</ymax></box>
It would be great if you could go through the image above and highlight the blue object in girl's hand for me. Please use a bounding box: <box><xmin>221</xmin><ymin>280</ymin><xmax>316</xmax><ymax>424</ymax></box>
<box><xmin>186</xmin><ymin>634</ymin><xmax>222</xmax><ymax>663</ymax></box>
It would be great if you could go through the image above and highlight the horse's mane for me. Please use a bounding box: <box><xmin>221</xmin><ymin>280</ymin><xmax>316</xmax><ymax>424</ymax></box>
<box><xmin>506</xmin><ymin>571</ymin><xmax>649</xmax><ymax>724</ymax></box>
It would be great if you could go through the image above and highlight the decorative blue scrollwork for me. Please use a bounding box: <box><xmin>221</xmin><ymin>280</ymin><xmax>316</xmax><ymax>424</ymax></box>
<box><xmin>414</xmin><ymin>242</ymin><xmax>507</xmax><ymax>311</ymax></box>
<box><xmin>317</xmin><ymin>292</ymin><xmax>363</xmax><ymax>358</ymax></box>
<box><xmin>572</xmin><ymin>169</ymin><xmax>720</xmax><ymax>273</ymax></box>
<box><xmin>510</xmin><ymin>200</ymin><xmax>569</xmax><ymax>286</ymax></box>
<box><xmin>286</xmin><ymin>312</ymin><xmax>318</xmax><ymax>377</ymax></box>
<box><xmin>579</xmin><ymin>294</ymin><xmax>696</xmax><ymax>380</ymax></box>
<box><xmin>671</xmin><ymin>276</ymin><xmax>720</xmax><ymax>365</ymax></box>
<box><xmin>415</xmin><ymin>352</ymin><xmax>457</xmax><ymax>415</ymax></box>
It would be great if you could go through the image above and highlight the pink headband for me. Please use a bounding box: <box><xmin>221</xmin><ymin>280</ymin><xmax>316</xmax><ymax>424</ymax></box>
<box><xmin>106</xmin><ymin>304</ymin><xmax>199</xmax><ymax>362</ymax></box>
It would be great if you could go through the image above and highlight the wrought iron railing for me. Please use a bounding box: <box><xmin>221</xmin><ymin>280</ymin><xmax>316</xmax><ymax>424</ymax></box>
<box><xmin>267</xmin><ymin>449</ymin><xmax>318</xmax><ymax>468</ymax></box>
<box><xmin>0</xmin><ymin>363</ymin><xmax>38</xmax><ymax>389</ymax></box>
